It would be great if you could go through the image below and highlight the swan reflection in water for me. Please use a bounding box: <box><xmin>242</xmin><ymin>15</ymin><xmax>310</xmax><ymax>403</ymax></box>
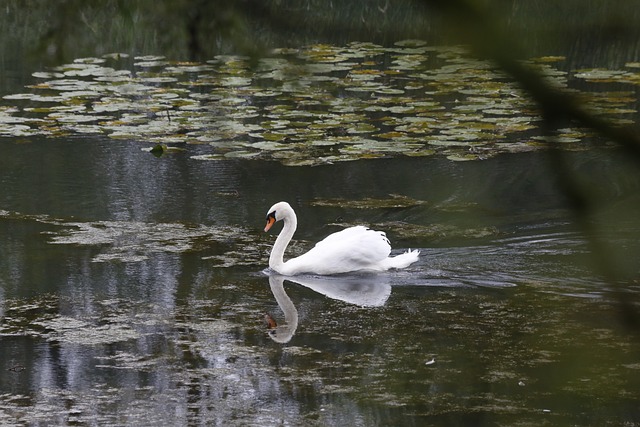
<box><xmin>266</xmin><ymin>273</ymin><xmax>392</xmax><ymax>343</ymax></box>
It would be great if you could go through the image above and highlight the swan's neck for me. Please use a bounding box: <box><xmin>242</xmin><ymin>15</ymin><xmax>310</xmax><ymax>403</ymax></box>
<box><xmin>269</xmin><ymin>212</ymin><xmax>297</xmax><ymax>273</ymax></box>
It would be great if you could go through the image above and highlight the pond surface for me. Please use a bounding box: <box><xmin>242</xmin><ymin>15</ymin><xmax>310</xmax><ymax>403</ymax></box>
<box><xmin>1</xmin><ymin>136</ymin><xmax>639</xmax><ymax>425</ymax></box>
<box><xmin>1</xmin><ymin>43</ymin><xmax>640</xmax><ymax>426</ymax></box>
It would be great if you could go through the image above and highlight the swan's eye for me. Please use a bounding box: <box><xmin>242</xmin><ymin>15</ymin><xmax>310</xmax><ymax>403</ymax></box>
<box><xmin>267</xmin><ymin>211</ymin><xmax>276</xmax><ymax>221</ymax></box>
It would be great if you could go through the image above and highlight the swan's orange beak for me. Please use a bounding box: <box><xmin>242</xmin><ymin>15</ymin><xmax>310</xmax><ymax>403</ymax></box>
<box><xmin>264</xmin><ymin>215</ymin><xmax>276</xmax><ymax>232</ymax></box>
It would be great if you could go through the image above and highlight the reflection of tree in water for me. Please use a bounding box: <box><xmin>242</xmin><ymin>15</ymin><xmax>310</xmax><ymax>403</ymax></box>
<box><xmin>5</xmin><ymin>1</ymin><xmax>640</xmax><ymax>63</ymax></box>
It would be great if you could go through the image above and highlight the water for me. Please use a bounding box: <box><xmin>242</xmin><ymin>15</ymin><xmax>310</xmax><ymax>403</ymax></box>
<box><xmin>0</xmin><ymin>132</ymin><xmax>639</xmax><ymax>425</ymax></box>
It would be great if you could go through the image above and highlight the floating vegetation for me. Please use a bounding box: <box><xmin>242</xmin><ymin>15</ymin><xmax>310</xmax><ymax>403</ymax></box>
<box><xmin>0</xmin><ymin>209</ymin><xmax>268</xmax><ymax>265</ymax></box>
<box><xmin>46</xmin><ymin>220</ymin><xmax>268</xmax><ymax>264</ymax></box>
<box><xmin>379</xmin><ymin>221</ymin><xmax>500</xmax><ymax>241</ymax></box>
<box><xmin>0</xmin><ymin>44</ymin><xmax>636</xmax><ymax>165</ymax></box>
<box><xmin>34</xmin><ymin>315</ymin><xmax>142</xmax><ymax>345</ymax></box>
<box><xmin>47</xmin><ymin>220</ymin><xmax>216</xmax><ymax>262</ymax></box>
<box><xmin>310</xmin><ymin>194</ymin><xmax>428</xmax><ymax>209</ymax></box>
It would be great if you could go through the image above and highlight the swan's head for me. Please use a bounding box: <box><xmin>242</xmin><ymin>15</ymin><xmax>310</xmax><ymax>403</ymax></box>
<box><xmin>264</xmin><ymin>201</ymin><xmax>293</xmax><ymax>232</ymax></box>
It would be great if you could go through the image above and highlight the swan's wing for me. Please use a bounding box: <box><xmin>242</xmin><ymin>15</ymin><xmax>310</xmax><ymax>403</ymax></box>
<box><xmin>280</xmin><ymin>226</ymin><xmax>394</xmax><ymax>275</ymax></box>
<box><xmin>315</xmin><ymin>225</ymin><xmax>387</xmax><ymax>247</ymax></box>
<box><xmin>302</xmin><ymin>226</ymin><xmax>391</xmax><ymax>270</ymax></box>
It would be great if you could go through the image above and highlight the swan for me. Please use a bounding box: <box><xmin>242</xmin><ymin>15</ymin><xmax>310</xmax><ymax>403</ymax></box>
<box><xmin>264</xmin><ymin>201</ymin><xmax>419</xmax><ymax>275</ymax></box>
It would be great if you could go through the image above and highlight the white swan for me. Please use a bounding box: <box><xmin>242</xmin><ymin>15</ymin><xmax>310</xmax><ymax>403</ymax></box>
<box><xmin>264</xmin><ymin>201</ymin><xmax>419</xmax><ymax>275</ymax></box>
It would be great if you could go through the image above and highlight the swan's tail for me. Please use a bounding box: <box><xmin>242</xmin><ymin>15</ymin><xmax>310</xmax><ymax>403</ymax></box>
<box><xmin>383</xmin><ymin>249</ymin><xmax>420</xmax><ymax>270</ymax></box>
